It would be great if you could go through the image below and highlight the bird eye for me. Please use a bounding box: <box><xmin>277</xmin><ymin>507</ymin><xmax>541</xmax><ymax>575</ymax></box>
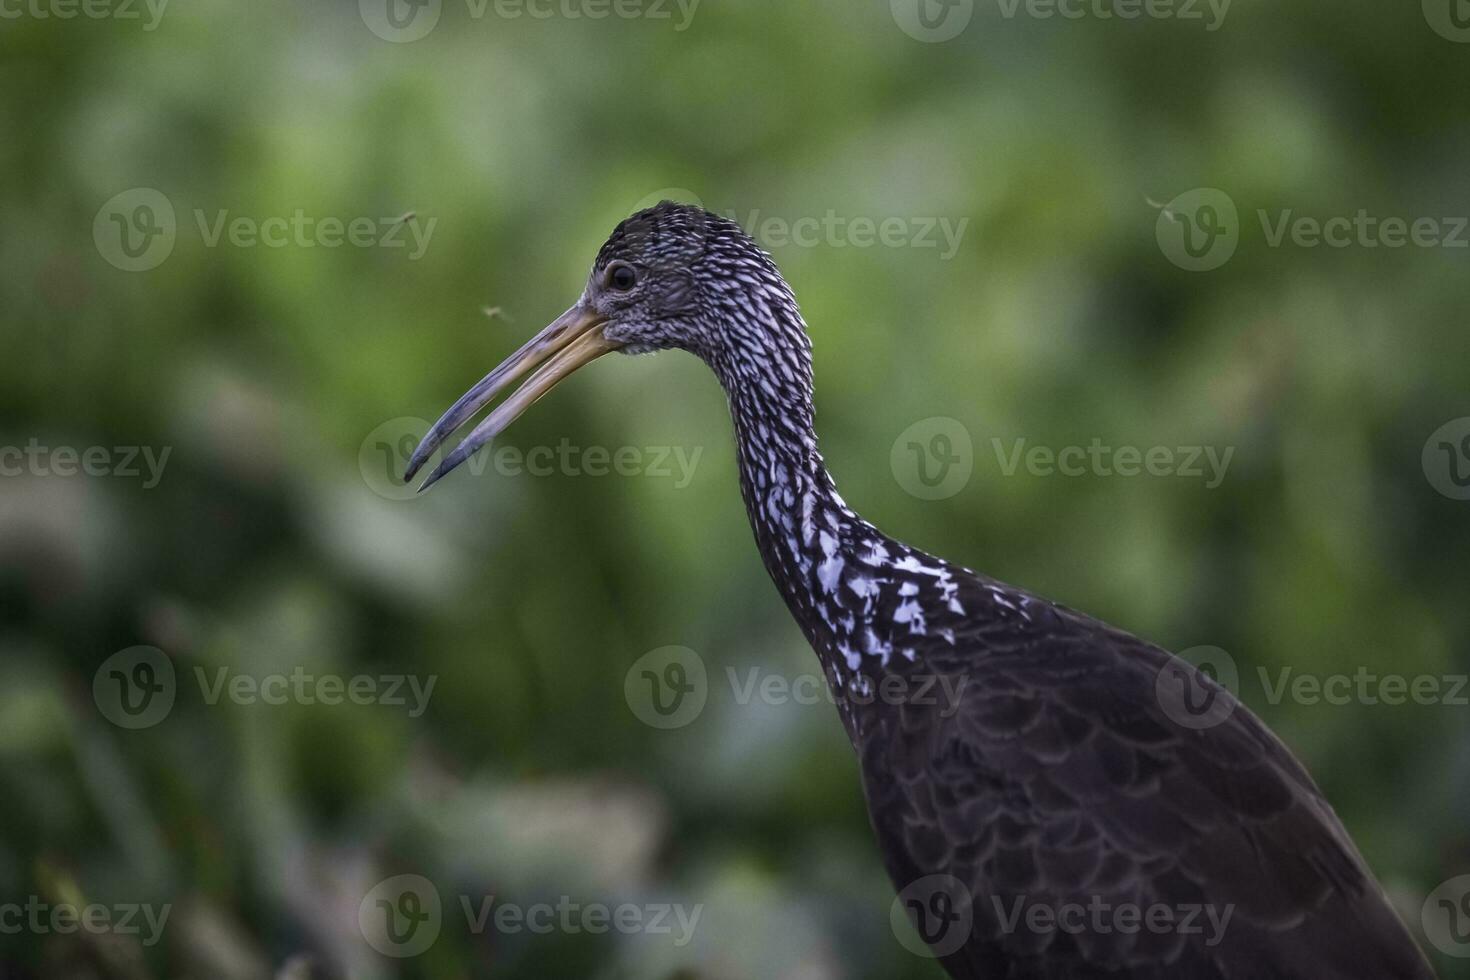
<box><xmin>607</xmin><ymin>263</ymin><xmax>637</xmax><ymax>292</ymax></box>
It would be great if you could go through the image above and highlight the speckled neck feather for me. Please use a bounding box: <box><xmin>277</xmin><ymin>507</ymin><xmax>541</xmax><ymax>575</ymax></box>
<box><xmin>696</xmin><ymin>262</ymin><xmax>973</xmax><ymax>732</ymax></box>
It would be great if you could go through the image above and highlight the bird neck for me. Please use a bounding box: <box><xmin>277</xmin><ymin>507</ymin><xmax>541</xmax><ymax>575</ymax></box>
<box><xmin>723</xmin><ymin>384</ymin><xmax>863</xmax><ymax>667</ymax></box>
<box><xmin>707</xmin><ymin>319</ymin><xmax>969</xmax><ymax>712</ymax></box>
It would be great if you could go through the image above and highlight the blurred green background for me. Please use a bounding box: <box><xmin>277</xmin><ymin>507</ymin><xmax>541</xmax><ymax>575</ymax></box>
<box><xmin>2</xmin><ymin>0</ymin><xmax>1469</xmax><ymax>976</ymax></box>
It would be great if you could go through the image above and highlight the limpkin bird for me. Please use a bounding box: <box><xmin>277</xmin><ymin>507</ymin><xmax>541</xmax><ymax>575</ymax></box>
<box><xmin>404</xmin><ymin>202</ymin><xmax>1435</xmax><ymax>979</ymax></box>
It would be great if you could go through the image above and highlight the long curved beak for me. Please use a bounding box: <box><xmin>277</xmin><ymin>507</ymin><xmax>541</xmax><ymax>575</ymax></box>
<box><xmin>404</xmin><ymin>303</ymin><xmax>622</xmax><ymax>492</ymax></box>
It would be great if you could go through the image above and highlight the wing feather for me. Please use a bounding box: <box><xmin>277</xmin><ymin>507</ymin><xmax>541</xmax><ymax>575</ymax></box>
<box><xmin>862</xmin><ymin>578</ymin><xmax>1435</xmax><ymax>980</ymax></box>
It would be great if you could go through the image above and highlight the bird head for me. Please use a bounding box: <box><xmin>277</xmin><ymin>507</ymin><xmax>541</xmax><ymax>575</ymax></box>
<box><xmin>404</xmin><ymin>200</ymin><xmax>807</xmax><ymax>490</ymax></box>
<box><xmin>587</xmin><ymin>200</ymin><xmax>720</xmax><ymax>355</ymax></box>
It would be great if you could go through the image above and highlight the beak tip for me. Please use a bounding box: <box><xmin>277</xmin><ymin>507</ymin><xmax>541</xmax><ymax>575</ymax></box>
<box><xmin>402</xmin><ymin>445</ymin><xmax>433</xmax><ymax>484</ymax></box>
<box><xmin>416</xmin><ymin>465</ymin><xmax>446</xmax><ymax>494</ymax></box>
